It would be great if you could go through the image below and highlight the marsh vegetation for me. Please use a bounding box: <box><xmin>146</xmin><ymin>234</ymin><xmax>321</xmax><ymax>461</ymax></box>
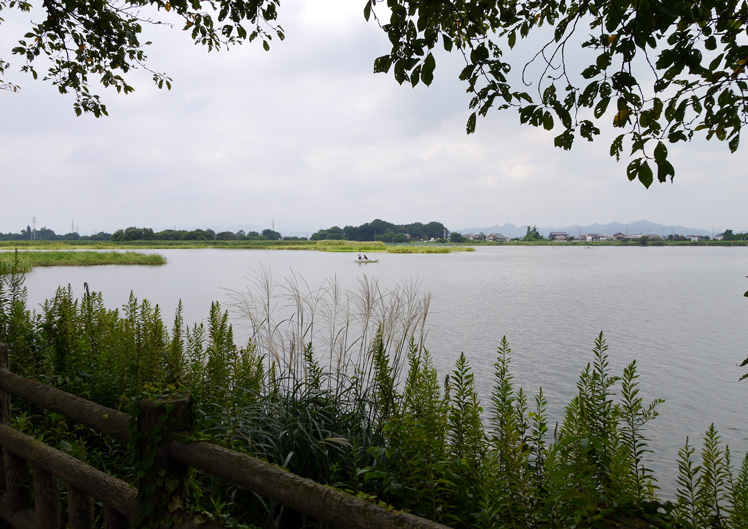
<box><xmin>0</xmin><ymin>250</ymin><xmax>166</xmax><ymax>273</ymax></box>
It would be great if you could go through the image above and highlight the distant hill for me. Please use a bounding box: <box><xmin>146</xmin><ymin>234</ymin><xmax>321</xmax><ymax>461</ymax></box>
<box><xmin>458</xmin><ymin>220</ymin><xmax>715</xmax><ymax>238</ymax></box>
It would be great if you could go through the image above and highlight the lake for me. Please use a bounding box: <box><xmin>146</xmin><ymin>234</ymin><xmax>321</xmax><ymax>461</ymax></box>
<box><xmin>18</xmin><ymin>245</ymin><xmax>748</xmax><ymax>495</ymax></box>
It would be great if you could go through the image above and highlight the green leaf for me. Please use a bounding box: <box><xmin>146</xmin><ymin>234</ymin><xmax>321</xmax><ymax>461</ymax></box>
<box><xmin>594</xmin><ymin>97</ymin><xmax>610</xmax><ymax>118</ymax></box>
<box><xmin>610</xmin><ymin>134</ymin><xmax>624</xmax><ymax>160</ymax></box>
<box><xmin>656</xmin><ymin>159</ymin><xmax>675</xmax><ymax>183</ymax></box>
<box><xmin>422</xmin><ymin>53</ymin><xmax>436</xmax><ymax>86</ymax></box>
<box><xmin>639</xmin><ymin>161</ymin><xmax>654</xmax><ymax>187</ymax></box>
<box><xmin>373</xmin><ymin>55</ymin><xmax>392</xmax><ymax>74</ymax></box>
<box><xmin>553</xmin><ymin>130</ymin><xmax>574</xmax><ymax>150</ymax></box>
<box><xmin>410</xmin><ymin>65</ymin><xmax>421</xmax><ymax>87</ymax></box>
<box><xmin>582</xmin><ymin>65</ymin><xmax>600</xmax><ymax>79</ymax></box>
<box><xmin>627</xmin><ymin>158</ymin><xmax>641</xmax><ymax>182</ymax></box>
<box><xmin>654</xmin><ymin>141</ymin><xmax>667</xmax><ymax>163</ymax></box>
<box><xmin>542</xmin><ymin>111</ymin><xmax>554</xmax><ymax>130</ymax></box>
<box><xmin>466</xmin><ymin>112</ymin><xmax>476</xmax><ymax>134</ymax></box>
<box><xmin>555</xmin><ymin>104</ymin><xmax>572</xmax><ymax>129</ymax></box>
<box><xmin>729</xmin><ymin>134</ymin><xmax>740</xmax><ymax>153</ymax></box>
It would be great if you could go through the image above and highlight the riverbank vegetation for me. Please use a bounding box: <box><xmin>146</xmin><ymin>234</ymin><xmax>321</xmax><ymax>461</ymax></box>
<box><xmin>0</xmin><ymin>266</ymin><xmax>746</xmax><ymax>528</ymax></box>
<box><xmin>0</xmin><ymin>239</ymin><xmax>474</xmax><ymax>254</ymax></box>
<box><xmin>0</xmin><ymin>250</ymin><xmax>166</xmax><ymax>273</ymax></box>
<box><xmin>0</xmin><ymin>219</ymin><xmax>451</xmax><ymax>244</ymax></box>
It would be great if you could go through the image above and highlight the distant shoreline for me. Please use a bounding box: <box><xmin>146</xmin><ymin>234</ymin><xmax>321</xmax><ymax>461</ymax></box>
<box><xmin>0</xmin><ymin>240</ymin><xmax>475</xmax><ymax>254</ymax></box>
<box><xmin>0</xmin><ymin>239</ymin><xmax>745</xmax><ymax>253</ymax></box>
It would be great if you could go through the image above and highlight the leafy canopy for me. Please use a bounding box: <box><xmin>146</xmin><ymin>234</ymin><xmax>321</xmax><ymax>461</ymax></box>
<box><xmin>3</xmin><ymin>0</ymin><xmax>747</xmax><ymax>184</ymax></box>
<box><xmin>0</xmin><ymin>0</ymin><xmax>283</xmax><ymax>116</ymax></box>
<box><xmin>367</xmin><ymin>0</ymin><xmax>748</xmax><ymax>186</ymax></box>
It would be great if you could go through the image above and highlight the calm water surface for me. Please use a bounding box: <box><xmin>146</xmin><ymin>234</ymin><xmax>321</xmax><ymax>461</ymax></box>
<box><xmin>20</xmin><ymin>246</ymin><xmax>748</xmax><ymax>494</ymax></box>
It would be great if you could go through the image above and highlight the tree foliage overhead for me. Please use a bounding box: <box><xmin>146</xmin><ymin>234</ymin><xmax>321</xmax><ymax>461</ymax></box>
<box><xmin>366</xmin><ymin>0</ymin><xmax>748</xmax><ymax>186</ymax></box>
<box><xmin>0</xmin><ymin>0</ymin><xmax>283</xmax><ymax>115</ymax></box>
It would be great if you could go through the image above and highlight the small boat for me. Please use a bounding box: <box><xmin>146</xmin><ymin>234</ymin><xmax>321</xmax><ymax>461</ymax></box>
<box><xmin>354</xmin><ymin>259</ymin><xmax>379</xmax><ymax>263</ymax></box>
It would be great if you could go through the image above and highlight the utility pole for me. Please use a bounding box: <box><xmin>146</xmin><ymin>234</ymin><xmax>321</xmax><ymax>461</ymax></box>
<box><xmin>31</xmin><ymin>215</ymin><xmax>37</xmax><ymax>240</ymax></box>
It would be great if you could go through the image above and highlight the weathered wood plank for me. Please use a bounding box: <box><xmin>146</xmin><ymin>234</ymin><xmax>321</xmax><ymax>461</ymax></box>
<box><xmin>3</xmin><ymin>451</ymin><xmax>30</xmax><ymax>515</ymax></box>
<box><xmin>0</xmin><ymin>343</ymin><xmax>6</xmax><ymax>495</ymax></box>
<box><xmin>168</xmin><ymin>440</ymin><xmax>452</xmax><ymax>529</ymax></box>
<box><xmin>68</xmin><ymin>486</ymin><xmax>94</xmax><ymax>529</ymax></box>
<box><xmin>0</xmin><ymin>425</ymin><xmax>137</xmax><ymax>518</ymax></box>
<box><xmin>135</xmin><ymin>396</ymin><xmax>192</xmax><ymax>528</ymax></box>
<box><xmin>33</xmin><ymin>464</ymin><xmax>61</xmax><ymax>529</ymax></box>
<box><xmin>0</xmin><ymin>369</ymin><xmax>130</xmax><ymax>442</ymax></box>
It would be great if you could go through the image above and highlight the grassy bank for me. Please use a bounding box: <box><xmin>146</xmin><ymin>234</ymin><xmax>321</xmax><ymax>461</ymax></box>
<box><xmin>0</xmin><ymin>239</ymin><xmax>475</xmax><ymax>253</ymax></box>
<box><xmin>313</xmin><ymin>240</ymin><xmax>474</xmax><ymax>253</ymax></box>
<box><xmin>0</xmin><ymin>250</ymin><xmax>166</xmax><ymax>273</ymax></box>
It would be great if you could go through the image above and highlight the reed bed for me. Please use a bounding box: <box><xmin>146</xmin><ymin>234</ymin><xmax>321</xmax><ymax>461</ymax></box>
<box><xmin>227</xmin><ymin>268</ymin><xmax>429</xmax><ymax>384</ymax></box>
<box><xmin>0</xmin><ymin>250</ymin><xmax>166</xmax><ymax>272</ymax></box>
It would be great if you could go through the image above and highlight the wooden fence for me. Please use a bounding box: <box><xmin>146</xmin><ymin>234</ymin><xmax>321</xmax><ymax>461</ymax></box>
<box><xmin>0</xmin><ymin>343</ymin><xmax>450</xmax><ymax>529</ymax></box>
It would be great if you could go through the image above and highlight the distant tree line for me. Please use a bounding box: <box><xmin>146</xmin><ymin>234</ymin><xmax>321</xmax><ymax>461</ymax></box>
<box><xmin>108</xmin><ymin>227</ymin><xmax>287</xmax><ymax>241</ymax></box>
<box><xmin>0</xmin><ymin>226</ymin><xmax>293</xmax><ymax>242</ymax></box>
<box><xmin>311</xmin><ymin>219</ymin><xmax>448</xmax><ymax>242</ymax></box>
<box><xmin>0</xmin><ymin>225</ymin><xmax>110</xmax><ymax>241</ymax></box>
<box><xmin>111</xmin><ymin>226</ymin><xmax>282</xmax><ymax>242</ymax></box>
<box><xmin>720</xmin><ymin>229</ymin><xmax>748</xmax><ymax>241</ymax></box>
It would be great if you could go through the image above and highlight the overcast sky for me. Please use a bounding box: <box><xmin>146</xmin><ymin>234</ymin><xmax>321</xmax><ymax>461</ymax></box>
<box><xmin>2</xmin><ymin>1</ymin><xmax>747</xmax><ymax>237</ymax></box>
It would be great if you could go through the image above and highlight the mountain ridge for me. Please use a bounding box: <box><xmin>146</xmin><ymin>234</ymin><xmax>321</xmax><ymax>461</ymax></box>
<box><xmin>458</xmin><ymin>220</ymin><xmax>716</xmax><ymax>238</ymax></box>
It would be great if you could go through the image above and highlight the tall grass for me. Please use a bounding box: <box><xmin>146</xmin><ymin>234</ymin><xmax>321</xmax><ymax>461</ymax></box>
<box><xmin>1</xmin><ymin>264</ymin><xmax>746</xmax><ymax>528</ymax></box>
<box><xmin>0</xmin><ymin>250</ymin><xmax>165</xmax><ymax>272</ymax></box>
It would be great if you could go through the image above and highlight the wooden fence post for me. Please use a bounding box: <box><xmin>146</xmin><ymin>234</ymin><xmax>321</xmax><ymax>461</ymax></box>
<box><xmin>0</xmin><ymin>343</ymin><xmax>31</xmax><ymax>517</ymax></box>
<box><xmin>67</xmin><ymin>486</ymin><xmax>94</xmax><ymax>529</ymax></box>
<box><xmin>135</xmin><ymin>394</ymin><xmax>193</xmax><ymax>527</ymax></box>
<box><xmin>0</xmin><ymin>343</ymin><xmax>5</xmax><ymax>493</ymax></box>
<box><xmin>33</xmin><ymin>464</ymin><xmax>60</xmax><ymax>529</ymax></box>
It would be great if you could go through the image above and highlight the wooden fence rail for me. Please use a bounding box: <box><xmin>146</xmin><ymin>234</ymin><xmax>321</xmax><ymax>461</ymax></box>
<box><xmin>0</xmin><ymin>343</ymin><xmax>450</xmax><ymax>529</ymax></box>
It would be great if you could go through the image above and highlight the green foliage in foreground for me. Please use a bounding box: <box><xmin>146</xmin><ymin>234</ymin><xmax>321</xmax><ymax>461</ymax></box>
<box><xmin>0</xmin><ymin>250</ymin><xmax>166</xmax><ymax>273</ymax></box>
<box><xmin>0</xmin><ymin>268</ymin><xmax>746</xmax><ymax>528</ymax></box>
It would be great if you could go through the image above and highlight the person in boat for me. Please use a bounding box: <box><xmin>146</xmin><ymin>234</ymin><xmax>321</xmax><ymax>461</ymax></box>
<box><xmin>358</xmin><ymin>253</ymin><xmax>362</xmax><ymax>260</ymax></box>
<box><xmin>363</xmin><ymin>254</ymin><xmax>368</xmax><ymax>260</ymax></box>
